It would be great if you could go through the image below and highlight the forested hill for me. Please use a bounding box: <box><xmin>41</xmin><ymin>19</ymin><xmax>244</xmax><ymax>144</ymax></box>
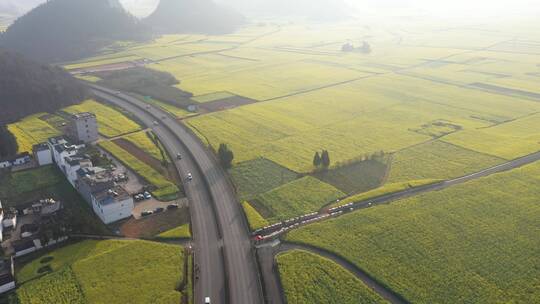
<box><xmin>0</xmin><ymin>49</ymin><xmax>88</xmax><ymax>125</ymax></box>
<box><xmin>0</xmin><ymin>0</ymin><xmax>151</xmax><ymax>63</ymax></box>
<box><xmin>145</xmin><ymin>0</ymin><xmax>245</xmax><ymax>35</ymax></box>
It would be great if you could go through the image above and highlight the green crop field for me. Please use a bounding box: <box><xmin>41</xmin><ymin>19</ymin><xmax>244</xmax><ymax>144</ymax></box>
<box><xmin>7</xmin><ymin>113</ymin><xmax>61</xmax><ymax>153</ymax></box>
<box><xmin>242</xmin><ymin>201</ymin><xmax>269</xmax><ymax>231</ymax></box>
<box><xmin>17</xmin><ymin>240</ymin><xmax>184</xmax><ymax>304</ymax></box>
<box><xmin>0</xmin><ymin>165</ymin><xmax>63</xmax><ymax>199</ymax></box>
<box><xmin>286</xmin><ymin>161</ymin><xmax>540</xmax><ymax>303</ymax></box>
<box><xmin>124</xmin><ymin>131</ymin><xmax>167</xmax><ymax>162</ymax></box>
<box><xmin>63</xmin><ymin>100</ymin><xmax>141</xmax><ymax>138</ymax></box>
<box><xmin>250</xmin><ymin>176</ymin><xmax>344</xmax><ymax>223</ymax></box>
<box><xmin>71</xmin><ymin>20</ymin><xmax>540</xmax><ymax>232</ymax></box>
<box><xmin>387</xmin><ymin>140</ymin><xmax>504</xmax><ymax>183</ymax></box>
<box><xmin>277</xmin><ymin>250</ymin><xmax>387</xmax><ymax>304</ymax></box>
<box><xmin>99</xmin><ymin>141</ymin><xmax>179</xmax><ymax>200</ymax></box>
<box><xmin>157</xmin><ymin>223</ymin><xmax>191</xmax><ymax>239</ymax></box>
<box><xmin>229</xmin><ymin>158</ymin><xmax>298</xmax><ymax>201</ymax></box>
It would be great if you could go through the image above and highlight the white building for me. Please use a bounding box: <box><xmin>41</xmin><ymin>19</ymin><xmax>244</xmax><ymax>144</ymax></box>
<box><xmin>0</xmin><ymin>153</ymin><xmax>31</xmax><ymax>169</ymax></box>
<box><xmin>0</xmin><ymin>258</ymin><xmax>15</xmax><ymax>294</ymax></box>
<box><xmin>0</xmin><ymin>161</ymin><xmax>10</xmax><ymax>169</ymax></box>
<box><xmin>92</xmin><ymin>187</ymin><xmax>134</xmax><ymax>224</ymax></box>
<box><xmin>33</xmin><ymin>143</ymin><xmax>53</xmax><ymax>166</ymax></box>
<box><xmin>64</xmin><ymin>156</ymin><xmax>92</xmax><ymax>187</ymax></box>
<box><xmin>67</xmin><ymin>112</ymin><xmax>99</xmax><ymax>143</ymax></box>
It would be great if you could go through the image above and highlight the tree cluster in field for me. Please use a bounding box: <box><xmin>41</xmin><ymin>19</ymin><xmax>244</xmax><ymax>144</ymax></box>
<box><xmin>0</xmin><ymin>125</ymin><xmax>17</xmax><ymax>158</ymax></box>
<box><xmin>218</xmin><ymin>143</ymin><xmax>234</xmax><ymax>169</ymax></box>
<box><xmin>341</xmin><ymin>41</ymin><xmax>372</xmax><ymax>54</ymax></box>
<box><xmin>0</xmin><ymin>0</ymin><xmax>152</xmax><ymax>63</ymax></box>
<box><xmin>313</xmin><ymin>150</ymin><xmax>331</xmax><ymax>169</ymax></box>
<box><xmin>333</xmin><ymin>150</ymin><xmax>387</xmax><ymax>168</ymax></box>
<box><xmin>0</xmin><ymin>49</ymin><xmax>88</xmax><ymax>125</ymax></box>
<box><xmin>96</xmin><ymin>67</ymin><xmax>196</xmax><ymax>109</ymax></box>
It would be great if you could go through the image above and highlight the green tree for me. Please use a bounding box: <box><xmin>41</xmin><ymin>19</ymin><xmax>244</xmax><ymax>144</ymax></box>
<box><xmin>313</xmin><ymin>152</ymin><xmax>322</xmax><ymax>167</ymax></box>
<box><xmin>321</xmin><ymin>150</ymin><xmax>330</xmax><ymax>168</ymax></box>
<box><xmin>218</xmin><ymin>143</ymin><xmax>234</xmax><ymax>169</ymax></box>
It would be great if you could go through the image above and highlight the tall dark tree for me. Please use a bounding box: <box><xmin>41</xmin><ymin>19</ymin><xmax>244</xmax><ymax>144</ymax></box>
<box><xmin>0</xmin><ymin>125</ymin><xmax>17</xmax><ymax>158</ymax></box>
<box><xmin>313</xmin><ymin>151</ymin><xmax>322</xmax><ymax>167</ymax></box>
<box><xmin>0</xmin><ymin>49</ymin><xmax>88</xmax><ymax>125</ymax></box>
<box><xmin>218</xmin><ymin>143</ymin><xmax>234</xmax><ymax>169</ymax></box>
<box><xmin>321</xmin><ymin>150</ymin><xmax>330</xmax><ymax>168</ymax></box>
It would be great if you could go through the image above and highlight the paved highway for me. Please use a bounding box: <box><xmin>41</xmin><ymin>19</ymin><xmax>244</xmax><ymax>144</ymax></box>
<box><xmin>91</xmin><ymin>87</ymin><xmax>263</xmax><ymax>304</ymax></box>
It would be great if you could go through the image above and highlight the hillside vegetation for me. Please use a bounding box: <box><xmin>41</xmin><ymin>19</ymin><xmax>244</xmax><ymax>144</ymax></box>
<box><xmin>145</xmin><ymin>0</ymin><xmax>245</xmax><ymax>35</ymax></box>
<box><xmin>0</xmin><ymin>50</ymin><xmax>87</xmax><ymax>125</ymax></box>
<box><xmin>0</xmin><ymin>0</ymin><xmax>150</xmax><ymax>62</ymax></box>
<box><xmin>287</xmin><ymin>161</ymin><xmax>540</xmax><ymax>303</ymax></box>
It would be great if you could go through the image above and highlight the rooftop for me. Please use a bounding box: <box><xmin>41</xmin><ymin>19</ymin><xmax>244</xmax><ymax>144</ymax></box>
<box><xmin>32</xmin><ymin>143</ymin><xmax>50</xmax><ymax>152</ymax></box>
<box><xmin>71</xmin><ymin>112</ymin><xmax>96</xmax><ymax>120</ymax></box>
<box><xmin>94</xmin><ymin>186</ymin><xmax>131</xmax><ymax>206</ymax></box>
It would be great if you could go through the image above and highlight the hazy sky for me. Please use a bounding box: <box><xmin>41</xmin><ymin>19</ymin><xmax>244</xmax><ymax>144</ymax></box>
<box><xmin>3</xmin><ymin>0</ymin><xmax>540</xmax><ymax>19</ymax></box>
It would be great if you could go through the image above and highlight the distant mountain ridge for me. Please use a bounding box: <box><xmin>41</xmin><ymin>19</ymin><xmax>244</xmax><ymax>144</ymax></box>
<box><xmin>0</xmin><ymin>0</ymin><xmax>151</xmax><ymax>63</ymax></box>
<box><xmin>144</xmin><ymin>0</ymin><xmax>245</xmax><ymax>35</ymax></box>
<box><xmin>0</xmin><ymin>49</ymin><xmax>88</xmax><ymax>125</ymax></box>
<box><xmin>220</xmin><ymin>0</ymin><xmax>351</xmax><ymax>21</ymax></box>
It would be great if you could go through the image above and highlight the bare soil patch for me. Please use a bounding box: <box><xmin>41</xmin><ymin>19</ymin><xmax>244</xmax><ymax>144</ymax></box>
<box><xmin>116</xmin><ymin>206</ymin><xmax>190</xmax><ymax>238</ymax></box>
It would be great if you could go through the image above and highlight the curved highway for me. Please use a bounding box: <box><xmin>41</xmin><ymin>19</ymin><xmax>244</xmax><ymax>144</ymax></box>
<box><xmin>91</xmin><ymin>86</ymin><xmax>263</xmax><ymax>304</ymax></box>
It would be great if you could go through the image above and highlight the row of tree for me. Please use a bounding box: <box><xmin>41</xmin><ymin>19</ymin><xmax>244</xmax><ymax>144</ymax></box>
<box><xmin>313</xmin><ymin>150</ymin><xmax>331</xmax><ymax>169</ymax></box>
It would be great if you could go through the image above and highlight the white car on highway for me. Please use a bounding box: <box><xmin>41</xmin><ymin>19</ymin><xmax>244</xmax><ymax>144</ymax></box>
<box><xmin>205</xmin><ymin>297</ymin><xmax>211</xmax><ymax>304</ymax></box>
<box><xmin>187</xmin><ymin>173</ymin><xmax>193</xmax><ymax>181</ymax></box>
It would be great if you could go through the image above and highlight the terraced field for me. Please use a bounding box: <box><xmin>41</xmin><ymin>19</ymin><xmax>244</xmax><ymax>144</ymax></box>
<box><xmin>277</xmin><ymin>250</ymin><xmax>387</xmax><ymax>304</ymax></box>
<box><xmin>16</xmin><ymin>240</ymin><xmax>185</xmax><ymax>304</ymax></box>
<box><xmin>286</xmin><ymin>161</ymin><xmax>540</xmax><ymax>303</ymax></box>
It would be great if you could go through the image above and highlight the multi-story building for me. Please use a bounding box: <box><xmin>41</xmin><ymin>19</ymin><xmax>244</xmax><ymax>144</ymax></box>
<box><xmin>67</xmin><ymin>112</ymin><xmax>99</xmax><ymax>143</ymax></box>
<box><xmin>47</xmin><ymin>137</ymin><xmax>134</xmax><ymax>224</ymax></box>
<box><xmin>33</xmin><ymin>143</ymin><xmax>53</xmax><ymax>166</ymax></box>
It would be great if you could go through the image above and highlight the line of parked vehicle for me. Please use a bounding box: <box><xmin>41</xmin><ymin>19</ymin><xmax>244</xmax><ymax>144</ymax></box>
<box><xmin>141</xmin><ymin>203</ymin><xmax>179</xmax><ymax>217</ymax></box>
<box><xmin>133</xmin><ymin>191</ymin><xmax>152</xmax><ymax>201</ymax></box>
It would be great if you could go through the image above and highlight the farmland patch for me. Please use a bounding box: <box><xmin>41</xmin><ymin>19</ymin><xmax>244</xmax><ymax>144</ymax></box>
<box><xmin>229</xmin><ymin>158</ymin><xmax>299</xmax><ymax>201</ymax></box>
<box><xmin>250</xmin><ymin>176</ymin><xmax>344</xmax><ymax>223</ymax></box>
<box><xmin>63</xmin><ymin>100</ymin><xmax>142</xmax><ymax>138</ymax></box>
<box><xmin>287</xmin><ymin>161</ymin><xmax>540</xmax><ymax>304</ymax></box>
<box><xmin>313</xmin><ymin>159</ymin><xmax>389</xmax><ymax>195</ymax></box>
<box><xmin>277</xmin><ymin>250</ymin><xmax>387</xmax><ymax>304</ymax></box>
<box><xmin>388</xmin><ymin>140</ymin><xmax>504</xmax><ymax>183</ymax></box>
<box><xmin>17</xmin><ymin>240</ymin><xmax>184</xmax><ymax>304</ymax></box>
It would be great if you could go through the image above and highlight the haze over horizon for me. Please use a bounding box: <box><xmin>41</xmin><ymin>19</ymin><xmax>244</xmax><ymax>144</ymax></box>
<box><xmin>3</xmin><ymin>0</ymin><xmax>540</xmax><ymax>20</ymax></box>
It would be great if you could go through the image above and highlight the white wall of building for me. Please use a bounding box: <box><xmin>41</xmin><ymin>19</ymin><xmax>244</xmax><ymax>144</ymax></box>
<box><xmin>36</xmin><ymin>149</ymin><xmax>53</xmax><ymax>166</ymax></box>
<box><xmin>93</xmin><ymin>197</ymin><xmax>134</xmax><ymax>224</ymax></box>
<box><xmin>0</xmin><ymin>282</ymin><xmax>15</xmax><ymax>294</ymax></box>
